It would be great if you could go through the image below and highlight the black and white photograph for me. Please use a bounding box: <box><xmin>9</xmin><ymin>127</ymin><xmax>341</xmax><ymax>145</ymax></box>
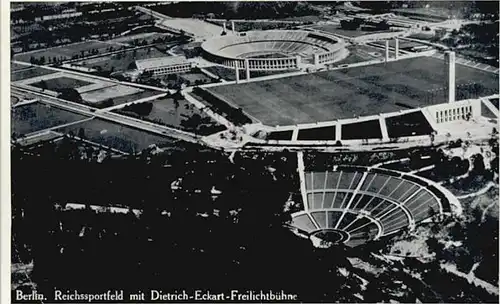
<box><xmin>4</xmin><ymin>1</ymin><xmax>500</xmax><ymax>303</ymax></box>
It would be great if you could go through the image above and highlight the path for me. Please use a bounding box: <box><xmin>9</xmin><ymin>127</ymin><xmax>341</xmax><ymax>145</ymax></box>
<box><xmin>440</xmin><ymin>262</ymin><xmax>499</xmax><ymax>296</ymax></box>
<box><xmin>456</xmin><ymin>181</ymin><xmax>496</xmax><ymax>200</ymax></box>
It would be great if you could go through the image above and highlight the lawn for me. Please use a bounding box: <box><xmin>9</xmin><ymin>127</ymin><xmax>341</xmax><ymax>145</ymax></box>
<box><xmin>266</xmin><ymin>130</ymin><xmax>293</xmax><ymax>140</ymax></box>
<box><xmin>13</xmin><ymin>40</ymin><xmax>125</xmax><ymax>63</ymax></box>
<box><xmin>30</xmin><ymin>77</ymin><xmax>93</xmax><ymax>91</ymax></box>
<box><xmin>342</xmin><ymin>119</ymin><xmax>382</xmax><ymax>139</ymax></box>
<box><xmin>385</xmin><ymin>111</ymin><xmax>434</xmax><ymax>138</ymax></box>
<box><xmin>209</xmin><ymin>20</ymin><xmax>297</xmax><ymax>32</ymax></box>
<box><xmin>74</xmin><ymin>46</ymin><xmax>169</xmax><ymax>72</ymax></box>
<box><xmin>80</xmin><ymin>85</ymin><xmax>144</xmax><ymax>104</ymax></box>
<box><xmin>11</xmin><ymin>67</ymin><xmax>57</xmax><ymax>82</ymax></box>
<box><xmin>11</xmin><ymin>103</ymin><xmax>90</xmax><ymax>136</ymax></box>
<box><xmin>206</xmin><ymin>56</ymin><xmax>499</xmax><ymax>126</ymax></box>
<box><xmin>179</xmin><ymin>72</ymin><xmax>213</xmax><ymax>85</ymax></box>
<box><xmin>54</xmin><ymin>118</ymin><xmax>177</xmax><ymax>154</ymax></box>
<box><xmin>108</xmin><ymin>32</ymin><xmax>172</xmax><ymax>46</ymax></box>
<box><xmin>114</xmin><ymin>97</ymin><xmax>225</xmax><ymax>135</ymax></box>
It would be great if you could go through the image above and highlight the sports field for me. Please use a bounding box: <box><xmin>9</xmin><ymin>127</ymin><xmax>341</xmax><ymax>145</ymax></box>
<box><xmin>81</xmin><ymin>85</ymin><xmax>144</xmax><ymax>104</ymax></box>
<box><xmin>11</xmin><ymin>103</ymin><xmax>89</xmax><ymax>136</ymax></box>
<box><xmin>30</xmin><ymin>77</ymin><xmax>93</xmax><ymax>91</ymax></box>
<box><xmin>207</xmin><ymin>56</ymin><xmax>499</xmax><ymax>125</ymax></box>
<box><xmin>13</xmin><ymin>40</ymin><xmax>125</xmax><ymax>63</ymax></box>
<box><xmin>11</xmin><ymin>66</ymin><xmax>57</xmax><ymax>82</ymax></box>
<box><xmin>75</xmin><ymin>46</ymin><xmax>169</xmax><ymax>73</ymax></box>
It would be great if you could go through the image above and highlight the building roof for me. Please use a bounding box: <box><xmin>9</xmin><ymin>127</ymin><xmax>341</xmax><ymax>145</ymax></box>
<box><xmin>135</xmin><ymin>56</ymin><xmax>191</xmax><ymax>70</ymax></box>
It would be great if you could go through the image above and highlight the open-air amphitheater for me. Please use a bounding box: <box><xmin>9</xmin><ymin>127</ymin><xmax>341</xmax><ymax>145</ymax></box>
<box><xmin>290</xmin><ymin>166</ymin><xmax>458</xmax><ymax>247</ymax></box>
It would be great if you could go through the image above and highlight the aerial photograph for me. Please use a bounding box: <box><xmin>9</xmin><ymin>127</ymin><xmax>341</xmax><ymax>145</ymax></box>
<box><xmin>8</xmin><ymin>1</ymin><xmax>499</xmax><ymax>303</ymax></box>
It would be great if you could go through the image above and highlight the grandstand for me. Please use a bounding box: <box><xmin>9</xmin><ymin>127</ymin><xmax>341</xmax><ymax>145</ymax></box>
<box><xmin>201</xmin><ymin>30</ymin><xmax>347</xmax><ymax>70</ymax></box>
<box><xmin>289</xmin><ymin>166</ymin><xmax>457</xmax><ymax>247</ymax></box>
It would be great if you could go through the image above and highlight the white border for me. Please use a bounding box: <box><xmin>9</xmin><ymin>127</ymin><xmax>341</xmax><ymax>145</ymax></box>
<box><xmin>1</xmin><ymin>1</ymin><xmax>12</xmax><ymax>304</ymax></box>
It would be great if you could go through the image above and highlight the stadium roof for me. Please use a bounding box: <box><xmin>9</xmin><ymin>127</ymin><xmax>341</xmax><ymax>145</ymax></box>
<box><xmin>135</xmin><ymin>56</ymin><xmax>191</xmax><ymax>70</ymax></box>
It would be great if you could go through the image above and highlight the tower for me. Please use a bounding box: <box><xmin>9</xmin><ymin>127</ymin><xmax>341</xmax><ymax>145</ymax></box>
<box><xmin>445</xmin><ymin>51</ymin><xmax>456</xmax><ymax>103</ymax></box>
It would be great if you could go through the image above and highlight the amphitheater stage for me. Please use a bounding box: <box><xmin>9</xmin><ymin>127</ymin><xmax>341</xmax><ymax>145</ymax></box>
<box><xmin>206</xmin><ymin>56</ymin><xmax>499</xmax><ymax>126</ymax></box>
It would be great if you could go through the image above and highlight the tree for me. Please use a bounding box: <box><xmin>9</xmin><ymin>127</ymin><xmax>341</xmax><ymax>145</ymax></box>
<box><xmin>77</xmin><ymin>128</ymin><xmax>86</xmax><ymax>139</ymax></box>
<box><xmin>38</xmin><ymin>80</ymin><xmax>48</xmax><ymax>90</ymax></box>
<box><xmin>470</xmin><ymin>153</ymin><xmax>485</xmax><ymax>174</ymax></box>
<box><xmin>57</xmin><ymin>88</ymin><xmax>82</xmax><ymax>102</ymax></box>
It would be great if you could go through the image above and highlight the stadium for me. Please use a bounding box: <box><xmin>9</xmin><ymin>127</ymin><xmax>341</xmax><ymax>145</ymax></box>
<box><xmin>289</xmin><ymin>166</ymin><xmax>459</xmax><ymax>248</ymax></box>
<box><xmin>201</xmin><ymin>30</ymin><xmax>348</xmax><ymax>71</ymax></box>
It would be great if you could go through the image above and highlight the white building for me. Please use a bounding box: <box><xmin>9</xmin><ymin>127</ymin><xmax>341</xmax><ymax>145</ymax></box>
<box><xmin>135</xmin><ymin>56</ymin><xmax>195</xmax><ymax>76</ymax></box>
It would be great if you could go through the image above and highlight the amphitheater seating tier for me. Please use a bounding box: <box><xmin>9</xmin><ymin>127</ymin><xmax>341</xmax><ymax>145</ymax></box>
<box><xmin>293</xmin><ymin>168</ymin><xmax>447</xmax><ymax>247</ymax></box>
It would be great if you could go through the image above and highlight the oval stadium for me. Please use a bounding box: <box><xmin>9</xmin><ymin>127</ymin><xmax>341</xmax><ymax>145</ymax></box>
<box><xmin>289</xmin><ymin>166</ymin><xmax>460</xmax><ymax>248</ymax></box>
<box><xmin>201</xmin><ymin>30</ymin><xmax>348</xmax><ymax>70</ymax></box>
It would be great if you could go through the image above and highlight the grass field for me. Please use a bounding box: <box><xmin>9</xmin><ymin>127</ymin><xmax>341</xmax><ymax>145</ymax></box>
<box><xmin>13</xmin><ymin>40</ymin><xmax>125</xmax><ymax>63</ymax></box>
<box><xmin>11</xmin><ymin>103</ymin><xmax>89</xmax><ymax>136</ymax></box>
<box><xmin>11</xmin><ymin>67</ymin><xmax>57</xmax><ymax>82</ymax></box>
<box><xmin>207</xmin><ymin>56</ymin><xmax>499</xmax><ymax>125</ymax></box>
<box><xmin>209</xmin><ymin>20</ymin><xmax>295</xmax><ymax>32</ymax></box>
<box><xmin>342</xmin><ymin>119</ymin><xmax>382</xmax><ymax>139</ymax></box>
<box><xmin>80</xmin><ymin>85</ymin><xmax>144</xmax><ymax>104</ymax></box>
<box><xmin>75</xmin><ymin>46</ymin><xmax>169</xmax><ymax>73</ymax></box>
<box><xmin>179</xmin><ymin>72</ymin><xmax>213</xmax><ymax>84</ymax></box>
<box><xmin>30</xmin><ymin>77</ymin><xmax>93</xmax><ymax>91</ymax></box>
<box><xmin>108</xmin><ymin>32</ymin><xmax>171</xmax><ymax>45</ymax></box>
<box><xmin>55</xmin><ymin>118</ymin><xmax>177</xmax><ymax>154</ymax></box>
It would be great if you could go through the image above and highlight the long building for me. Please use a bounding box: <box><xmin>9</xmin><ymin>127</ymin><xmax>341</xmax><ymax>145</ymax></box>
<box><xmin>135</xmin><ymin>56</ymin><xmax>195</xmax><ymax>76</ymax></box>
